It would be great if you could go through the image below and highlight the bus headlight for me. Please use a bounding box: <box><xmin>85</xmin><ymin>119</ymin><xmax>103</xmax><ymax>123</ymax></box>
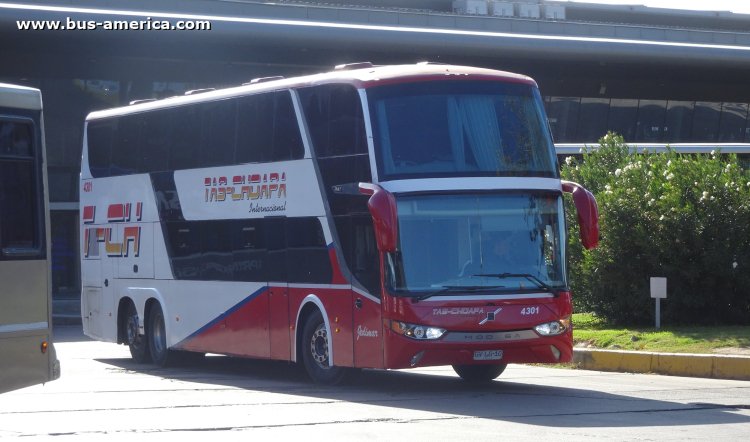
<box><xmin>390</xmin><ymin>321</ymin><xmax>446</xmax><ymax>340</ymax></box>
<box><xmin>534</xmin><ymin>317</ymin><xmax>570</xmax><ymax>336</ymax></box>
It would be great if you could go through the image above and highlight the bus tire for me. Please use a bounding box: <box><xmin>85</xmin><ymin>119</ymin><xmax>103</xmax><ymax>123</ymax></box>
<box><xmin>452</xmin><ymin>364</ymin><xmax>507</xmax><ymax>382</ymax></box>
<box><xmin>125</xmin><ymin>302</ymin><xmax>151</xmax><ymax>364</ymax></box>
<box><xmin>301</xmin><ymin>310</ymin><xmax>348</xmax><ymax>385</ymax></box>
<box><xmin>147</xmin><ymin>303</ymin><xmax>174</xmax><ymax>367</ymax></box>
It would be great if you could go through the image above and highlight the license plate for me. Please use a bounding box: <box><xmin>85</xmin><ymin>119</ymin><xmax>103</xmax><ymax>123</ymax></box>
<box><xmin>473</xmin><ymin>350</ymin><xmax>503</xmax><ymax>361</ymax></box>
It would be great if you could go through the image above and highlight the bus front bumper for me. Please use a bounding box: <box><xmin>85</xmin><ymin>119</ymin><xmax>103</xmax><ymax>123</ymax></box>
<box><xmin>382</xmin><ymin>327</ymin><xmax>573</xmax><ymax>369</ymax></box>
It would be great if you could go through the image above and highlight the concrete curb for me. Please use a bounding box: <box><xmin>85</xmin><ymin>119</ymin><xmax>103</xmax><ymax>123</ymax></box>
<box><xmin>573</xmin><ymin>348</ymin><xmax>750</xmax><ymax>381</ymax></box>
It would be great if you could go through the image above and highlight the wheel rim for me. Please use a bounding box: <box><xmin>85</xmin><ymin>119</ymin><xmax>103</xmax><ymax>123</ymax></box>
<box><xmin>152</xmin><ymin>312</ymin><xmax>166</xmax><ymax>357</ymax></box>
<box><xmin>309</xmin><ymin>324</ymin><xmax>329</xmax><ymax>369</ymax></box>
<box><xmin>126</xmin><ymin>314</ymin><xmax>138</xmax><ymax>345</ymax></box>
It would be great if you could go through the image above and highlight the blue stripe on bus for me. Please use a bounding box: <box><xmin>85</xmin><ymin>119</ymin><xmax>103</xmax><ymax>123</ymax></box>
<box><xmin>174</xmin><ymin>285</ymin><xmax>269</xmax><ymax>349</ymax></box>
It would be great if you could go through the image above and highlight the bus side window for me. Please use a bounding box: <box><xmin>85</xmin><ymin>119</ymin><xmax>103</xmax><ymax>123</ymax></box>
<box><xmin>352</xmin><ymin>216</ymin><xmax>380</xmax><ymax>297</ymax></box>
<box><xmin>299</xmin><ymin>84</ymin><xmax>367</xmax><ymax>158</ymax></box>
<box><xmin>111</xmin><ymin>114</ymin><xmax>143</xmax><ymax>175</ymax></box>
<box><xmin>236</xmin><ymin>92</ymin><xmax>304</xmax><ymax>164</ymax></box>
<box><xmin>199</xmin><ymin>219</ymin><xmax>233</xmax><ymax>281</ymax></box>
<box><xmin>141</xmin><ymin>110</ymin><xmax>171</xmax><ymax>173</ymax></box>
<box><xmin>285</xmin><ymin>217</ymin><xmax>332</xmax><ymax>284</ymax></box>
<box><xmin>334</xmin><ymin>215</ymin><xmax>380</xmax><ymax>297</ymax></box>
<box><xmin>232</xmin><ymin>219</ymin><xmax>268</xmax><ymax>282</ymax></box>
<box><xmin>0</xmin><ymin>120</ymin><xmax>39</xmax><ymax>253</ymax></box>
<box><xmin>0</xmin><ymin>121</ymin><xmax>32</xmax><ymax>156</ymax></box>
<box><xmin>237</xmin><ymin>94</ymin><xmax>274</xmax><ymax>163</ymax></box>
<box><xmin>199</xmin><ymin>99</ymin><xmax>237</xmax><ymax>168</ymax></box>
<box><xmin>271</xmin><ymin>91</ymin><xmax>304</xmax><ymax>161</ymax></box>
<box><xmin>165</xmin><ymin>221</ymin><xmax>202</xmax><ymax>279</ymax></box>
<box><xmin>87</xmin><ymin>120</ymin><xmax>114</xmax><ymax>177</ymax></box>
<box><xmin>170</xmin><ymin>106</ymin><xmax>201</xmax><ymax>170</ymax></box>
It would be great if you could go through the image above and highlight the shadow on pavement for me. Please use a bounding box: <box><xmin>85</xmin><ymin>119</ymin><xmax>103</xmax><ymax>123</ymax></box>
<box><xmin>97</xmin><ymin>353</ymin><xmax>750</xmax><ymax>429</ymax></box>
<box><xmin>53</xmin><ymin>324</ymin><xmax>92</xmax><ymax>343</ymax></box>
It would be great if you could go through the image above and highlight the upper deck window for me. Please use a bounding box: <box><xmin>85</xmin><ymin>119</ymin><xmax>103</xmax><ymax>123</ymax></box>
<box><xmin>298</xmin><ymin>84</ymin><xmax>367</xmax><ymax>157</ymax></box>
<box><xmin>367</xmin><ymin>80</ymin><xmax>558</xmax><ymax>180</ymax></box>
<box><xmin>87</xmin><ymin>91</ymin><xmax>304</xmax><ymax>177</ymax></box>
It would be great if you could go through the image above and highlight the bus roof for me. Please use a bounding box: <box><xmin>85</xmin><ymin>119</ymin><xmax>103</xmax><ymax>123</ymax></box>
<box><xmin>0</xmin><ymin>83</ymin><xmax>42</xmax><ymax>111</ymax></box>
<box><xmin>86</xmin><ymin>63</ymin><xmax>537</xmax><ymax>121</ymax></box>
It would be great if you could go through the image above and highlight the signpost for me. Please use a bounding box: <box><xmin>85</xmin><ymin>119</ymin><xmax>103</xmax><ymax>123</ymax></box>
<box><xmin>650</xmin><ymin>277</ymin><xmax>667</xmax><ymax>329</ymax></box>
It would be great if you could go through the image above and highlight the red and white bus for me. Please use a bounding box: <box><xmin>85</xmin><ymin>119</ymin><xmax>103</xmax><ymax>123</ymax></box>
<box><xmin>80</xmin><ymin>63</ymin><xmax>598</xmax><ymax>383</ymax></box>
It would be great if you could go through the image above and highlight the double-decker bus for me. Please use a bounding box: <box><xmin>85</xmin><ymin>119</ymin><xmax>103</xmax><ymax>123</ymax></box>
<box><xmin>80</xmin><ymin>63</ymin><xmax>598</xmax><ymax>384</ymax></box>
<box><xmin>0</xmin><ymin>83</ymin><xmax>60</xmax><ymax>393</ymax></box>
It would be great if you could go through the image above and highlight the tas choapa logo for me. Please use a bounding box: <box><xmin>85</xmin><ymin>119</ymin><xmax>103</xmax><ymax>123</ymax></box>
<box><xmin>204</xmin><ymin>172</ymin><xmax>287</xmax><ymax>213</ymax></box>
<box><xmin>432</xmin><ymin>307</ymin><xmax>485</xmax><ymax>316</ymax></box>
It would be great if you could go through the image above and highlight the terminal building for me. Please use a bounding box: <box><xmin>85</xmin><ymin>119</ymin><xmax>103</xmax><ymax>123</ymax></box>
<box><xmin>1</xmin><ymin>0</ymin><xmax>749</xmax><ymax>311</ymax></box>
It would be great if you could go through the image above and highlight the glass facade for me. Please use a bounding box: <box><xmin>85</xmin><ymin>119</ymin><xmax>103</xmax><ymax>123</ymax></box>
<box><xmin>607</xmin><ymin>99</ymin><xmax>638</xmax><ymax>141</ymax></box>
<box><xmin>719</xmin><ymin>103</ymin><xmax>749</xmax><ymax>142</ymax></box>
<box><xmin>545</xmin><ymin>97</ymin><xmax>750</xmax><ymax>143</ymax></box>
<box><xmin>50</xmin><ymin>211</ymin><xmax>79</xmax><ymax>299</ymax></box>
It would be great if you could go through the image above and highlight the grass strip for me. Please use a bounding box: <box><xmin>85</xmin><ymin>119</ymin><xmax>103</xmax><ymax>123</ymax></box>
<box><xmin>572</xmin><ymin>313</ymin><xmax>750</xmax><ymax>354</ymax></box>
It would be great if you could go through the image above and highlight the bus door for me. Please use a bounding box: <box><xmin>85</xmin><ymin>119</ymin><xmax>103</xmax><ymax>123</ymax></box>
<box><xmin>81</xmin><ymin>218</ymin><xmax>115</xmax><ymax>339</ymax></box>
<box><xmin>350</xmin><ymin>216</ymin><xmax>384</xmax><ymax>368</ymax></box>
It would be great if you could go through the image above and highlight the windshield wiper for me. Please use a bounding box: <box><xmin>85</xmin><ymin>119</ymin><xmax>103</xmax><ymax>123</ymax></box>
<box><xmin>472</xmin><ymin>273</ymin><xmax>554</xmax><ymax>293</ymax></box>
<box><xmin>413</xmin><ymin>285</ymin><xmax>505</xmax><ymax>302</ymax></box>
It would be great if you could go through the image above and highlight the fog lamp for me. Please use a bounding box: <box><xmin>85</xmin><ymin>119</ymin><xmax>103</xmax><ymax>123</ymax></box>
<box><xmin>550</xmin><ymin>345</ymin><xmax>561</xmax><ymax>360</ymax></box>
<box><xmin>410</xmin><ymin>351</ymin><xmax>425</xmax><ymax>367</ymax></box>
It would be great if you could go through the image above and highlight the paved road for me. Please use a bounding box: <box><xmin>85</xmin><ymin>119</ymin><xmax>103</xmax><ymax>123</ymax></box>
<box><xmin>1</xmin><ymin>325</ymin><xmax>750</xmax><ymax>441</ymax></box>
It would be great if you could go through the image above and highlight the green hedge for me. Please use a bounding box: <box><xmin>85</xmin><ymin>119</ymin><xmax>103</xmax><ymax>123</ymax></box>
<box><xmin>561</xmin><ymin>133</ymin><xmax>750</xmax><ymax>325</ymax></box>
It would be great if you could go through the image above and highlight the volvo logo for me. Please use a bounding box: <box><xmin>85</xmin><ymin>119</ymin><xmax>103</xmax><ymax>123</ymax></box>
<box><xmin>479</xmin><ymin>308</ymin><xmax>503</xmax><ymax>325</ymax></box>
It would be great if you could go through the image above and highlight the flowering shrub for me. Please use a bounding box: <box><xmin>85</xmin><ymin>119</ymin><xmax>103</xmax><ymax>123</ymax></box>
<box><xmin>561</xmin><ymin>133</ymin><xmax>750</xmax><ymax>325</ymax></box>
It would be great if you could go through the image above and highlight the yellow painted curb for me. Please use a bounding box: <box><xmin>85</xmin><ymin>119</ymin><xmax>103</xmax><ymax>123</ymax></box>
<box><xmin>573</xmin><ymin>349</ymin><xmax>750</xmax><ymax>380</ymax></box>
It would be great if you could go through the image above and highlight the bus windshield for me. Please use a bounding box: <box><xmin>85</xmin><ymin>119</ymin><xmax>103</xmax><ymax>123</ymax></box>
<box><xmin>389</xmin><ymin>193</ymin><xmax>566</xmax><ymax>295</ymax></box>
<box><xmin>368</xmin><ymin>80</ymin><xmax>558</xmax><ymax>180</ymax></box>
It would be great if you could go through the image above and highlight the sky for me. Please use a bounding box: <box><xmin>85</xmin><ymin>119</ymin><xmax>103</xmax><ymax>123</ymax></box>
<box><xmin>568</xmin><ymin>0</ymin><xmax>750</xmax><ymax>15</ymax></box>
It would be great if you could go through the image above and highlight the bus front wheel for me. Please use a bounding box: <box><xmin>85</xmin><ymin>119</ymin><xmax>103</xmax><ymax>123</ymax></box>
<box><xmin>452</xmin><ymin>364</ymin><xmax>507</xmax><ymax>382</ymax></box>
<box><xmin>125</xmin><ymin>303</ymin><xmax>151</xmax><ymax>364</ymax></box>
<box><xmin>301</xmin><ymin>310</ymin><xmax>348</xmax><ymax>385</ymax></box>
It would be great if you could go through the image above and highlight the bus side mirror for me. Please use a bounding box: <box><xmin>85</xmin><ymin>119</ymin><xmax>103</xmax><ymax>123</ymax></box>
<box><xmin>359</xmin><ymin>183</ymin><xmax>398</xmax><ymax>253</ymax></box>
<box><xmin>562</xmin><ymin>180</ymin><xmax>599</xmax><ymax>250</ymax></box>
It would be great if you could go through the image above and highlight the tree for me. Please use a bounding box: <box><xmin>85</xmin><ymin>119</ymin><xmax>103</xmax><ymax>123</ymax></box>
<box><xmin>561</xmin><ymin>133</ymin><xmax>750</xmax><ymax>325</ymax></box>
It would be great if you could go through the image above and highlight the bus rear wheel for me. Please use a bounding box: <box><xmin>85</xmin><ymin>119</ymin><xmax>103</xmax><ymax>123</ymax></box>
<box><xmin>301</xmin><ymin>310</ymin><xmax>348</xmax><ymax>385</ymax></box>
<box><xmin>147</xmin><ymin>303</ymin><xmax>175</xmax><ymax>367</ymax></box>
<box><xmin>452</xmin><ymin>364</ymin><xmax>507</xmax><ymax>382</ymax></box>
<box><xmin>125</xmin><ymin>303</ymin><xmax>151</xmax><ymax>364</ymax></box>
